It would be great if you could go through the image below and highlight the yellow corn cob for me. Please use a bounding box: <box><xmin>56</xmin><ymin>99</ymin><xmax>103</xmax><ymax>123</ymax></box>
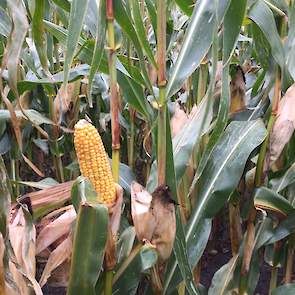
<box><xmin>74</xmin><ymin>119</ymin><xmax>115</xmax><ymax>204</ymax></box>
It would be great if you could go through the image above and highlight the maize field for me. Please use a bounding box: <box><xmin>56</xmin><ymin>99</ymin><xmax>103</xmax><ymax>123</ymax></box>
<box><xmin>1</xmin><ymin>0</ymin><xmax>295</xmax><ymax>294</ymax></box>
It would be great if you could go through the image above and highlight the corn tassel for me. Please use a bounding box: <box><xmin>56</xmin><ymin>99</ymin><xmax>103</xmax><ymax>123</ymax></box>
<box><xmin>74</xmin><ymin>119</ymin><xmax>115</xmax><ymax>204</ymax></box>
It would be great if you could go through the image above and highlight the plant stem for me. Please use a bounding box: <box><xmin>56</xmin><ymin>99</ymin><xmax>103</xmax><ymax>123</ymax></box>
<box><xmin>105</xmin><ymin>270</ymin><xmax>114</xmax><ymax>295</ymax></box>
<box><xmin>105</xmin><ymin>1</ymin><xmax>120</xmax><ymax>294</ymax></box>
<box><xmin>106</xmin><ymin>0</ymin><xmax>120</xmax><ymax>184</ymax></box>
<box><xmin>156</xmin><ymin>0</ymin><xmax>166</xmax><ymax>186</ymax></box>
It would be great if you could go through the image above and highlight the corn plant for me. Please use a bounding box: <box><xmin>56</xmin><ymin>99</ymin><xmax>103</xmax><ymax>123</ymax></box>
<box><xmin>1</xmin><ymin>0</ymin><xmax>295</xmax><ymax>295</ymax></box>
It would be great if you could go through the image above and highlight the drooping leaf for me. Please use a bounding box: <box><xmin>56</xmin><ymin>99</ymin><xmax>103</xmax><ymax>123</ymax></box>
<box><xmin>254</xmin><ymin>187</ymin><xmax>295</xmax><ymax>217</ymax></box>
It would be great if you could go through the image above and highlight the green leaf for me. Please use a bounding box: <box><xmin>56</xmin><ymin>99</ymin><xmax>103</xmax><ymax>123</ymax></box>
<box><xmin>71</xmin><ymin>176</ymin><xmax>97</xmax><ymax>213</ymax></box>
<box><xmin>0</xmin><ymin>109</ymin><xmax>54</xmax><ymax>125</ymax></box>
<box><xmin>130</xmin><ymin>0</ymin><xmax>157</xmax><ymax>68</ymax></box>
<box><xmin>286</xmin><ymin>2</ymin><xmax>295</xmax><ymax>80</ymax></box>
<box><xmin>0</xmin><ymin>7</ymin><xmax>11</xmax><ymax>37</ymax></box>
<box><xmin>175</xmin><ymin>0</ymin><xmax>194</xmax><ymax>16</ymax></box>
<box><xmin>189</xmin><ymin>120</ymin><xmax>266</xmax><ymax>225</ymax></box>
<box><xmin>117</xmin><ymin>72</ymin><xmax>152</xmax><ymax>120</ymax></box>
<box><xmin>166</xmin><ymin>0</ymin><xmax>230</xmax><ymax>98</ymax></box>
<box><xmin>32</xmin><ymin>0</ymin><xmax>48</xmax><ymax>72</ymax></box>
<box><xmin>63</xmin><ymin>0</ymin><xmax>89</xmax><ymax>85</ymax></box>
<box><xmin>113</xmin><ymin>0</ymin><xmax>153</xmax><ymax>94</ymax></box>
<box><xmin>6</xmin><ymin>0</ymin><xmax>29</xmax><ymax>97</ymax></box>
<box><xmin>0</xmin><ymin>155</ymin><xmax>11</xmax><ymax>236</ymax></box>
<box><xmin>117</xmin><ymin>226</ymin><xmax>136</xmax><ymax>263</ymax></box>
<box><xmin>147</xmin><ymin>95</ymin><xmax>213</xmax><ymax>192</ymax></box>
<box><xmin>173</xmin><ymin>96</ymin><xmax>213</xmax><ymax>182</ymax></box>
<box><xmin>165</xmin><ymin>120</ymin><xmax>267</xmax><ymax>292</ymax></box>
<box><xmin>113</xmin><ymin>245</ymin><xmax>158</xmax><ymax>295</ymax></box>
<box><xmin>14</xmin><ymin>178</ymin><xmax>59</xmax><ymax>189</ymax></box>
<box><xmin>270</xmin><ymin>162</ymin><xmax>295</xmax><ymax>193</ymax></box>
<box><xmin>145</xmin><ymin>0</ymin><xmax>156</xmax><ymax>34</ymax></box>
<box><xmin>51</xmin><ymin>0</ymin><xmax>71</xmax><ymax>12</ymax></box>
<box><xmin>118</xmin><ymin>161</ymin><xmax>136</xmax><ymax>194</ymax></box>
<box><xmin>267</xmin><ymin>213</ymin><xmax>295</xmax><ymax>244</ymax></box>
<box><xmin>252</xmin><ymin>23</ymin><xmax>271</xmax><ymax>70</ymax></box>
<box><xmin>248</xmin><ymin>0</ymin><xmax>285</xmax><ymax>69</ymax></box>
<box><xmin>223</xmin><ymin>0</ymin><xmax>247</xmax><ymax>64</ymax></box>
<box><xmin>272</xmin><ymin>284</ymin><xmax>295</xmax><ymax>295</ymax></box>
<box><xmin>67</xmin><ymin>202</ymin><xmax>108</xmax><ymax>295</ymax></box>
<box><xmin>208</xmin><ymin>255</ymin><xmax>239</xmax><ymax>295</ymax></box>
<box><xmin>88</xmin><ymin>0</ymin><xmax>106</xmax><ymax>107</ymax></box>
<box><xmin>254</xmin><ymin>187</ymin><xmax>295</xmax><ymax>217</ymax></box>
<box><xmin>164</xmin><ymin>110</ymin><xmax>199</xmax><ymax>295</ymax></box>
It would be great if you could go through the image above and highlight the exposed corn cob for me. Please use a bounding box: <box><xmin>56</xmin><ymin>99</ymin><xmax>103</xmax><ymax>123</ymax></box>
<box><xmin>74</xmin><ymin>119</ymin><xmax>115</xmax><ymax>204</ymax></box>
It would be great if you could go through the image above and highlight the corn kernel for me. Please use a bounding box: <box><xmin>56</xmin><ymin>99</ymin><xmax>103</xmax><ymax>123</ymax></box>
<box><xmin>74</xmin><ymin>119</ymin><xmax>116</xmax><ymax>204</ymax></box>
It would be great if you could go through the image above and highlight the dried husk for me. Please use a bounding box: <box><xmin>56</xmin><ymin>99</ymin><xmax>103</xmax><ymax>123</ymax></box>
<box><xmin>265</xmin><ymin>83</ymin><xmax>295</xmax><ymax>170</ymax></box>
<box><xmin>131</xmin><ymin>182</ymin><xmax>176</xmax><ymax>262</ymax></box>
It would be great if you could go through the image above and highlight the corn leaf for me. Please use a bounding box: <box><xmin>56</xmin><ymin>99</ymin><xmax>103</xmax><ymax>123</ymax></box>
<box><xmin>166</xmin><ymin>0</ymin><xmax>230</xmax><ymax>98</ymax></box>
<box><xmin>248</xmin><ymin>0</ymin><xmax>285</xmax><ymax>70</ymax></box>
<box><xmin>87</xmin><ymin>0</ymin><xmax>106</xmax><ymax>107</ymax></box>
<box><xmin>67</xmin><ymin>202</ymin><xmax>108</xmax><ymax>295</ymax></box>
<box><xmin>63</xmin><ymin>0</ymin><xmax>89</xmax><ymax>86</ymax></box>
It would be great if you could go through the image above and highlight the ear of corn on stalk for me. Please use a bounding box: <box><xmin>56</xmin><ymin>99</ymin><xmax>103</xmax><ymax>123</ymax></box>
<box><xmin>74</xmin><ymin>119</ymin><xmax>115</xmax><ymax>204</ymax></box>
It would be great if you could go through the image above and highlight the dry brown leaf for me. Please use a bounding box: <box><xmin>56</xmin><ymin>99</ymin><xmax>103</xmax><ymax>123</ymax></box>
<box><xmin>39</xmin><ymin>236</ymin><xmax>72</xmax><ymax>287</ymax></box>
<box><xmin>9</xmin><ymin>208</ymin><xmax>43</xmax><ymax>295</ymax></box>
<box><xmin>108</xmin><ymin>184</ymin><xmax>123</xmax><ymax>237</ymax></box>
<box><xmin>19</xmin><ymin>181</ymin><xmax>74</xmax><ymax>214</ymax></box>
<box><xmin>54</xmin><ymin>80</ymin><xmax>81</xmax><ymax>122</ymax></box>
<box><xmin>170</xmin><ymin>103</ymin><xmax>189</xmax><ymax>138</ymax></box>
<box><xmin>36</xmin><ymin>206</ymin><xmax>76</xmax><ymax>255</ymax></box>
<box><xmin>266</xmin><ymin>83</ymin><xmax>295</xmax><ymax>170</ymax></box>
